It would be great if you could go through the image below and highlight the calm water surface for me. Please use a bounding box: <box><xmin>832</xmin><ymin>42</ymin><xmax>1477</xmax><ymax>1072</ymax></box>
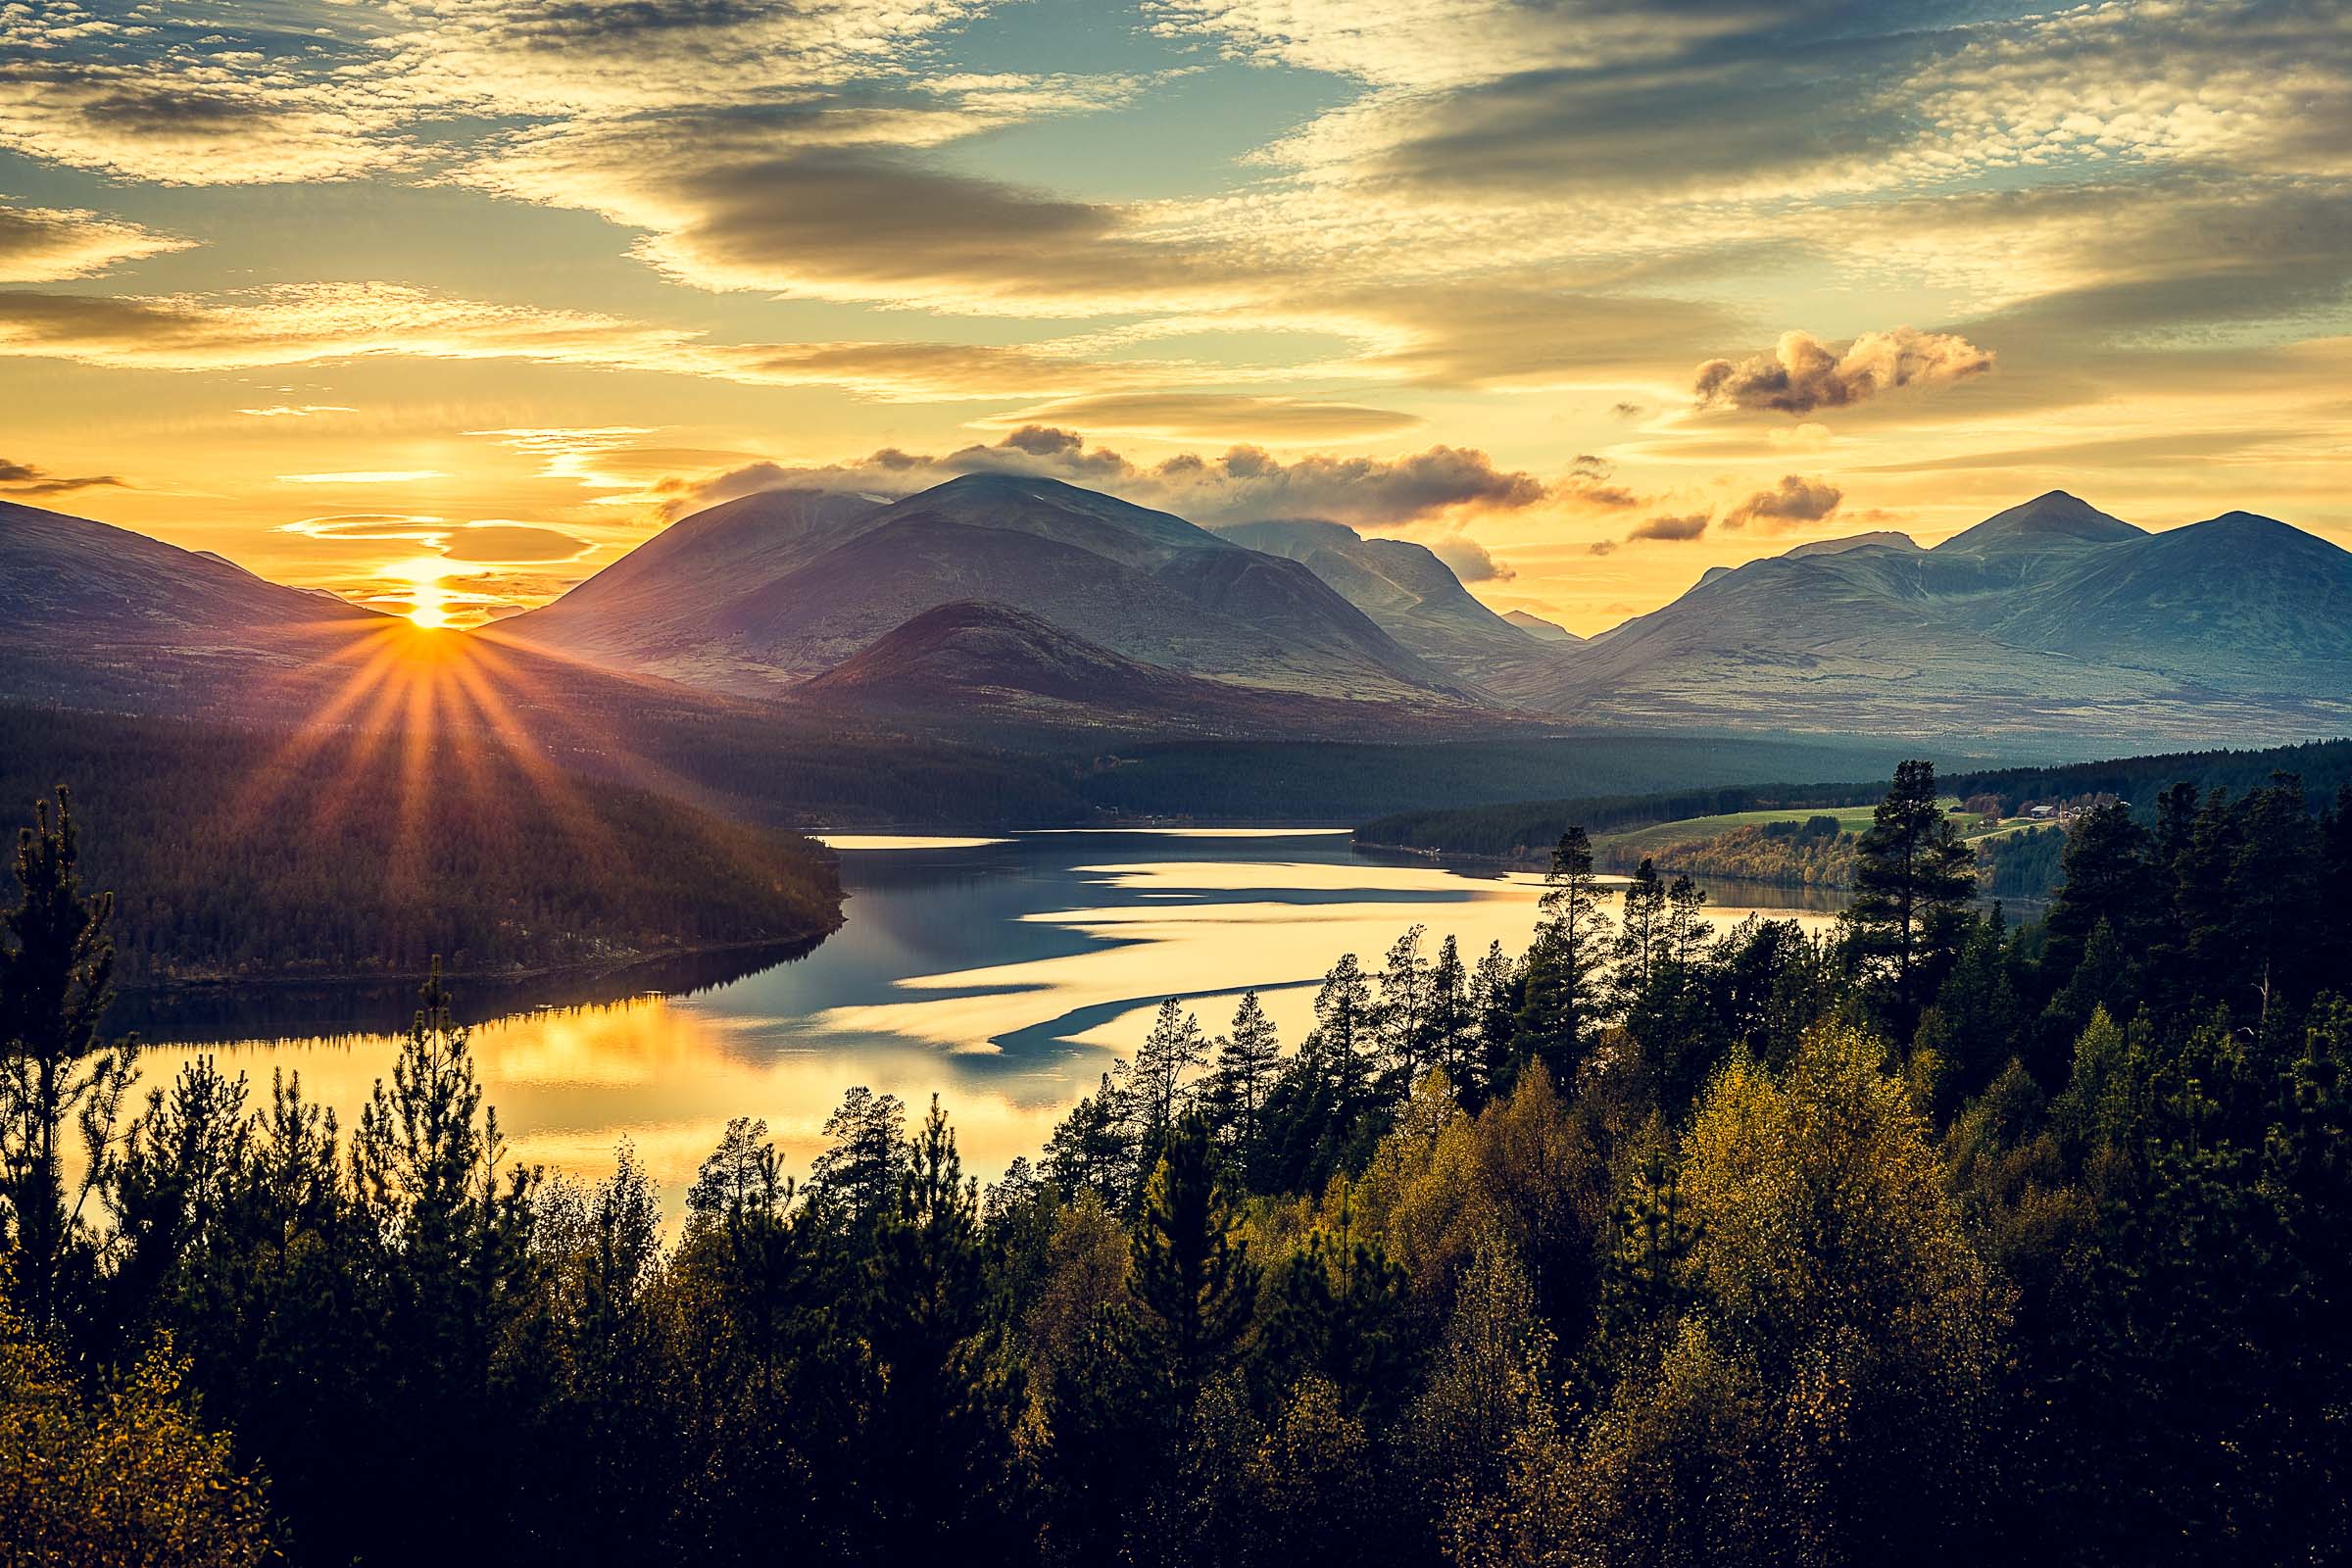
<box><xmin>131</xmin><ymin>829</ymin><xmax>1845</xmax><ymax>1219</ymax></box>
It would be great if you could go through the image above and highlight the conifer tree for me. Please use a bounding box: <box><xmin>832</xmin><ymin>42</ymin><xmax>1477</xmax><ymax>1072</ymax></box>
<box><xmin>1844</xmin><ymin>760</ymin><xmax>1977</xmax><ymax>1037</ymax></box>
<box><xmin>1129</xmin><ymin>1112</ymin><xmax>1258</xmax><ymax>1410</ymax></box>
<box><xmin>1596</xmin><ymin>1148</ymin><xmax>1697</xmax><ymax>1355</ymax></box>
<box><xmin>1209</xmin><ymin>991</ymin><xmax>1280</xmax><ymax>1162</ymax></box>
<box><xmin>1469</xmin><ymin>940</ymin><xmax>1520</xmax><ymax>1107</ymax></box>
<box><xmin>1132</xmin><ymin>998</ymin><xmax>1209</xmax><ymax>1148</ymax></box>
<box><xmin>1308</xmin><ymin>952</ymin><xmax>1376</xmax><ymax>1109</ymax></box>
<box><xmin>1375</xmin><ymin>924</ymin><xmax>1433</xmax><ymax>1089</ymax></box>
<box><xmin>1615</xmin><ymin>858</ymin><xmax>1667</xmax><ymax>989</ymax></box>
<box><xmin>1423</xmin><ymin>934</ymin><xmax>1471</xmax><ymax>1091</ymax></box>
<box><xmin>1517</xmin><ymin>828</ymin><xmax>1614</xmax><ymax>1084</ymax></box>
<box><xmin>809</xmin><ymin>1084</ymin><xmax>906</xmax><ymax>1229</ymax></box>
<box><xmin>871</xmin><ymin>1096</ymin><xmax>1022</xmax><ymax>1555</ymax></box>
<box><xmin>0</xmin><ymin>786</ymin><xmax>134</xmax><ymax>1326</ymax></box>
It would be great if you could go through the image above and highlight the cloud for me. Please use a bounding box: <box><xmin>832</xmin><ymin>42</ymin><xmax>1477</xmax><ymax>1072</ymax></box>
<box><xmin>239</xmin><ymin>405</ymin><xmax>356</xmax><ymax>418</ymax></box>
<box><xmin>277</xmin><ymin>513</ymin><xmax>591</xmax><ymax>564</ymax></box>
<box><xmin>1724</xmin><ymin>474</ymin><xmax>1842</xmax><ymax>531</ymax></box>
<box><xmin>278</xmin><ymin>470</ymin><xmax>449</xmax><ymax>485</ymax></box>
<box><xmin>1558</xmin><ymin>453</ymin><xmax>1645</xmax><ymax>511</ymax></box>
<box><xmin>0</xmin><ymin>457</ymin><xmax>126</xmax><ymax>498</ymax></box>
<box><xmin>0</xmin><ymin>283</ymin><xmax>1198</xmax><ymax>402</ymax></box>
<box><xmin>0</xmin><ymin>54</ymin><xmax>411</xmax><ymax>185</ymax></box>
<box><xmin>465</xmin><ymin>127</ymin><xmax>1237</xmax><ymax>316</ymax></box>
<box><xmin>438</xmin><ymin>522</ymin><xmax>596</xmax><ymax>564</ymax></box>
<box><xmin>1428</xmin><ymin>532</ymin><xmax>1514</xmax><ymax>583</ymax></box>
<box><xmin>977</xmin><ymin>393</ymin><xmax>1420</xmax><ymax>444</ymax></box>
<box><xmin>0</xmin><ymin>204</ymin><xmax>192</xmax><ymax>283</ymax></box>
<box><xmin>1629</xmin><ymin>512</ymin><xmax>1709</xmax><ymax>543</ymax></box>
<box><xmin>652</xmin><ymin>430</ymin><xmax>1550</xmax><ymax>528</ymax></box>
<box><xmin>1694</xmin><ymin>328</ymin><xmax>1994</xmax><ymax>415</ymax></box>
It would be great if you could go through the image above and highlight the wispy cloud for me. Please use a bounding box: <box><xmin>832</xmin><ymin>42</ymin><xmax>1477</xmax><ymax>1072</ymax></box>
<box><xmin>0</xmin><ymin>203</ymin><xmax>191</xmax><ymax>282</ymax></box>
<box><xmin>0</xmin><ymin>456</ymin><xmax>125</xmax><ymax>498</ymax></box>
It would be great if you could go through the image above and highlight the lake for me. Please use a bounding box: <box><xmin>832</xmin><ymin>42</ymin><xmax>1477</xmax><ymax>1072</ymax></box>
<box><xmin>126</xmin><ymin>828</ymin><xmax>1847</xmax><ymax>1220</ymax></box>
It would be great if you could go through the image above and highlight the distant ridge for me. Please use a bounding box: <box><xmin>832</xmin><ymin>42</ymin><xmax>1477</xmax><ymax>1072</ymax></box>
<box><xmin>1502</xmin><ymin>610</ymin><xmax>1581</xmax><ymax>642</ymax></box>
<box><xmin>1784</xmin><ymin>531</ymin><xmax>1918</xmax><ymax>559</ymax></box>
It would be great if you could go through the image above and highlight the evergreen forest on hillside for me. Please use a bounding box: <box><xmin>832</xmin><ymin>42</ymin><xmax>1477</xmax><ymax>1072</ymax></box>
<box><xmin>0</xmin><ymin>706</ymin><xmax>843</xmax><ymax>986</ymax></box>
<box><xmin>4</xmin><ymin>760</ymin><xmax>2350</xmax><ymax>1563</ymax></box>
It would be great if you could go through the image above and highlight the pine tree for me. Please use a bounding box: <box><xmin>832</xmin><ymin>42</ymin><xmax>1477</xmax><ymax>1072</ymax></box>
<box><xmin>1209</xmin><ymin>991</ymin><xmax>1280</xmax><ymax>1164</ymax></box>
<box><xmin>1843</xmin><ymin>760</ymin><xmax>1977</xmax><ymax>1037</ymax></box>
<box><xmin>1376</xmin><ymin>924</ymin><xmax>1434</xmax><ymax>1090</ymax></box>
<box><xmin>1133</xmin><ymin>998</ymin><xmax>1209</xmax><ymax>1149</ymax></box>
<box><xmin>1517</xmin><ymin>828</ymin><xmax>1614</xmax><ymax>1084</ymax></box>
<box><xmin>0</xmin><ymin>786</ymin><xmax>134</xmax><ymax>1327</ymax></box>
<box><xmin>1424</xmin><ymin>934</ymin><xmax>1471</xmax><ymax>1092</ymax></box>
<box><xmin>1129</xmin><ymin>1112</ymin><xmax>1258</xmax><ymax>1410</ymax></box>
<box><xmin>808</xmin><ymin>1084</ymin><xmax>906</xmax><ymax>1229</ymax></box>
<box><xmin>870</xmin><ymin>1096</ymin><xmax>1022</xmax><ymax>1554</ymax></box>
<box><xmin>1469</xmin><ymin>940</ymin><xmax>1520</xmax><ymax>1107</ymax></box>
<box><xmin>1615</xmin><ymin>858</ymin><xmax>1667</xmax><ymax>990</ymax></box>
<box><xmin>1596</xmin><ymin>1148</ymin><xmax>1697</xmax><ymax>1355</ymax></box>
<box><xmin>1308</xmin><ymin>952</ymin><xmax>1376</xmax><ymax>1109</ymax></box>
<box><xmin>1257</xmin><ymin>1199</ymin><xmax>1406</xmax><ymax>1422</ymax></box>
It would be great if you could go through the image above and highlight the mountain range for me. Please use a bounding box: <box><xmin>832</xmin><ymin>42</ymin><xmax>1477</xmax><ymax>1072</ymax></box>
<box><xmin>1544</xmin><ymin>493</ymin><xmax>2352</xmax><ymax>744</ymax></box>
<box><xmin>505</xmin><ymin>475</ymin><xmax>1471</xmax><ymax>706</ymax></box>
<box><xmin>5</xmin><ymin>481</ymin><xmax>2349</xmax><ymax>757</ymax></box>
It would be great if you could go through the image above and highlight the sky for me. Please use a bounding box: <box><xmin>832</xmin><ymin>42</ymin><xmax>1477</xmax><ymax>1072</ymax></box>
<box><xmin>2</xmin><ymin>0</ymin><xmax>2347</xmax><ymax>630</ymax></box>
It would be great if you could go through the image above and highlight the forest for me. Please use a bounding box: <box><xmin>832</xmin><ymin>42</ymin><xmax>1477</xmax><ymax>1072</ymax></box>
<box><xmin>1355</xmin><ymin>735</ymin><xmax>2352</xmax><ymax>860</ymax></box>
<box><xmin>0</xmin><ymin>706</ymin><xmax>843</xmax><ymax>986</ymax></box>
<box><xmin>4</xmin><ymin>759</ymin><xmax>2350</xmax><ymax>1564</ymax></box>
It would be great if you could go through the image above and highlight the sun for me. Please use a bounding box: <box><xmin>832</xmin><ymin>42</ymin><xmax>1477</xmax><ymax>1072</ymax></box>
<box><xmin>381</xmin><ymin>555</ymin><xmax>456</xmax><ymax>630</ymax></box>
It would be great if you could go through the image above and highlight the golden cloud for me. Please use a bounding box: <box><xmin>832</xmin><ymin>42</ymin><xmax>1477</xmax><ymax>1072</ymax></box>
<box><xmin>0</xmin><ymin>203</ymin><xmax>191</xmax><ymax>282</ymax></box>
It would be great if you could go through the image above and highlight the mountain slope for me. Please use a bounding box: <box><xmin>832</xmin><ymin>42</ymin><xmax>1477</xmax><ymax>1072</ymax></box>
<box><xmin>799</xmin><ymin>599</ymin><xmax>1495</xmax><ymax>739</ymax></box>
<box><xmin>1214</xmin><ymin>517</ymin><xmax>1587</xmax><ymax>700</ymax></box>
<box><xmin>1</xmin><ymin>498</ymin><xmax>391</xmax><ymax>710</ymax></box>
<box><xmin>1502</xmin><ymin>610</ymin><xmax>1580</xmax><ymax>643</ymax></box>
<box><xmin>1529</xmin><ymin>495</ymin><xmax>2352</xmax><ymax>744</ymax></box>
<box><xmin>1983</xmin><ymin>512</ymin><xmax>2352</xmax><ymax>693</ymax></box>
<box><xmin>0</xmin><ymin>498</ymin><xmax>1103</xmax><ymax>828</ymax></box>
<box><xmin>510</xmin><ymin>474</ymin><xmax>1460</xmax><ymax>702</ymax></box>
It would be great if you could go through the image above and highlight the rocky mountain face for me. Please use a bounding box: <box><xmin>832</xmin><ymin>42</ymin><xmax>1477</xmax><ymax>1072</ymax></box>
<box><xmin>508</xmin><ymin>474</ymin><xmax>1464</xmax><ymax>704</ymax></box>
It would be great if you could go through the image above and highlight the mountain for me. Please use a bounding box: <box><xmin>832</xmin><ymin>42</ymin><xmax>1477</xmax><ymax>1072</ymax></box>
<box><xmin>0</xmin><ymin>498</ymin><xmax>391</xmax><ymax>711</ymax></box>
<box><xmin>1534</xmin><ymin>493</ymin><xmax>2352</xmax><ymax>743</ymax></box>
<box><xmin>510</xmin><ymin>475</ymin><xmax>1464</xmax><ymax>703</ymax></box>
<box><xmin>1783</xmin><ymin>531</ymin><xmax>1918</xmax><ymax>560</ymax></box>
<box><xmin>1984</xmin><ymin>512</ymin><xmax>2352</xmax><ymax>693</ymax></box>
<box><xmin>1502</xmin><ymin>610</ymin><xmax>1580</xmax><ymax>643</ymax></box>
<box><xmin>1936</xmin><ymin>490</ymin><xmax>2144</xmax><ymax>557</ymax></box>
<box><xmin>0</xmin><ymin>497</ymin><xmax>1107</xmax><ymax>828</ymax></box>
<box><xmin>1211</xmin><ymin>517</ymin><xmax>1588</xmax><ymax>701</ymax></box>
<box><xmin>800</xmin><ymin>599</ymin><xmax>1496</xmax><ymax>739</ymax></box>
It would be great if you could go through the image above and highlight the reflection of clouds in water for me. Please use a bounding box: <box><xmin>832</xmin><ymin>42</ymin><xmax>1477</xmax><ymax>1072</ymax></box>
<box><xmin>129</xmin><ymin>837</ymin><xmax>1848</xmax><ymax>1235</ymax></box>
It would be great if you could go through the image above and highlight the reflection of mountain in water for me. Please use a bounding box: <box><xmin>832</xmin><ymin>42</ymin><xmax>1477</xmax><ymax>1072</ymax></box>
<box><xmin>115</xmin><ymin>939</ymin><xmax>827</xmax><ymax>1046</ymax></box>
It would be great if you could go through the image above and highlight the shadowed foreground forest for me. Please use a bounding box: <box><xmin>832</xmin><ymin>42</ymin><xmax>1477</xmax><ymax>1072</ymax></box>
<box><xmin>4</xmin><ymin>761</ymin><xmax>2349</xmax><ymax>1565</ymax></box>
